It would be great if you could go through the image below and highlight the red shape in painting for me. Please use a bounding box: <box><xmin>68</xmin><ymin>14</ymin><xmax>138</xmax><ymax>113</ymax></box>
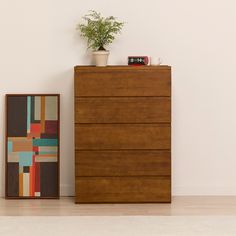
<box><xmin>33</xmin><ymin>146</ymin><xmax>39</xmax><ymax>152</ymax></box>
<box><xmin>31</xmin><ymin>124</ymin><xmax>41</xmax><ymax>133</ymax></box>
<box><xmin>30</xmin><ymin>156</ymin><xmax>35</xmax><ymax>197</ymax></box>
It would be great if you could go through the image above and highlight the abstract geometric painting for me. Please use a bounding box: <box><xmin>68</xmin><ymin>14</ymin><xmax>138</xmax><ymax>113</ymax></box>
<box><xmin>6</xmin><ymin>95</ymin><xmax>60</xmax><ymax>198</ymax></box>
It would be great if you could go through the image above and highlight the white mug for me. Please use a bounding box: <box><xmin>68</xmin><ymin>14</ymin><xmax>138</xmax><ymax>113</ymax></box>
<box><xmin>150</xmin><ymin>57</ymin><xmax>162</xmax><ymax>66</ymax></box>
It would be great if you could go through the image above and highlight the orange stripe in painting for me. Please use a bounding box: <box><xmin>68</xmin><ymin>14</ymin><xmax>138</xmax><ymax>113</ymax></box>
<box><xmin>41</xmin><ymin>96</ymin><xmax>45</xmax><ymax>133</ymax></box>
<box><xmin>13</xmin><ymin>139</ymin><xmax>33</xmax><ymax>152</ymax></box>
<box><xmin>19</xmin><ymin>173</ymin><xmax>23</xmax><ymax>197</ymax></box>
<box><xmin>27</xmin><ymin>133</ymin><xmax>41</xmax><ymax>138</ymax></box>
<box><xmin>30</xmin><ymin>166</ymin><xmax>35</xmax><ymax>197</ymax></box>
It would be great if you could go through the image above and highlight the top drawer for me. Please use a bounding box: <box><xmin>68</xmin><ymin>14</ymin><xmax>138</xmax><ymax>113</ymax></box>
<box><xmin>74</xmin><ymin>66</ymin><xmax>171</xmax><ymax>97</ymax></box>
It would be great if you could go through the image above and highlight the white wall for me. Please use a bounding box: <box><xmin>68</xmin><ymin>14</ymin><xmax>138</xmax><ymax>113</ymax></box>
<box><xmin>1</xmin><ymin>0</ymin><xmax>236</xmax><ymax>196</ymax></box>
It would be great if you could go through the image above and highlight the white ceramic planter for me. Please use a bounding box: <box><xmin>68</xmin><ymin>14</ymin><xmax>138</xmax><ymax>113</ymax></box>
<box><xmin>93</xmin><ymin>50</ymin><xmax>110</xmax><ymax>67</ymax></box>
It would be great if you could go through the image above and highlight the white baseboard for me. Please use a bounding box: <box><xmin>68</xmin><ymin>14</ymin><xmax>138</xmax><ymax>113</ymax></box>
<box><xmin>173</xmin><ymin>186</ymin><xmax>236</xmax><ymax>196</ymax></box>
<box><xmin>61</xmin><ymin>185</ymin><xmax>236</xmax><ymax>197</ymax></box>
<box><xmin>2</xmin><ymin>185</ymin><xmax>236</xmax><ymax>197</ymax></box>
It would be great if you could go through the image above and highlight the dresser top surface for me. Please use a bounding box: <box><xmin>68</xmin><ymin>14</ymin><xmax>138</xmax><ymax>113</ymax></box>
<box><xmin>74</xmin><ymin>65</ymin><xmax>171</xmax><ymax>72</ymax></box>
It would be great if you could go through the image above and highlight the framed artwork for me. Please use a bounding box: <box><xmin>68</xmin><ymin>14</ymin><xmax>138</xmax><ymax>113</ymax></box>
<box><xmin>6</xmin><ymin>94</ymin><xmax>60</xmax><ymax>199</ymax></box>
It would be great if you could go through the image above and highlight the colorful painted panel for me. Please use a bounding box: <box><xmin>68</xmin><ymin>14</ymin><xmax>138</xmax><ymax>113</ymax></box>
<box><xmin>6</xmin><ymin>95</ymin><xmax>60</xmax><ymax>198</ymax></box>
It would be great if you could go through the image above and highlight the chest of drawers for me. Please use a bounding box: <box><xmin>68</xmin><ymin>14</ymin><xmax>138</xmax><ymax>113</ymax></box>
<box><xmin>74</xmin><ymin>66</ymin><xmax>171</xmax><ymax>203</ymax></box>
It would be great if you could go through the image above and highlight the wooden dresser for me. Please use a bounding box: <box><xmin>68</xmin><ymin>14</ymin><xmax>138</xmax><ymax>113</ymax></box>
<box><xmin>74</xmin><ymin>66</ymin><xmax>171</xmax><ymax>203</ymax></box>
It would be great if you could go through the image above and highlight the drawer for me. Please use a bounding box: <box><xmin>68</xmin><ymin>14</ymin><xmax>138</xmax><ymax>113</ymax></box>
<box><xmin>75</xmin><ymin>150</ymin><xmax>171</xmax><ymax>176</ymax></box>
<box><xmin>74</xmin><ymin>69</ymin><xmax>171</xmax><ymax>97</ymax></box>
<box><xmin>75</xmin><ymin>124</ymin><xmax>171</xmax><ymax>150</ymax></box>
<box><xmin>75</xmin><ymin>176</ymin><xmax>171</xmax><ymax>203</ymax></box>
<box><xmin>75</xmin><ymin>97</ymin><xmax>171</xmax><ymax>123</ymax></box>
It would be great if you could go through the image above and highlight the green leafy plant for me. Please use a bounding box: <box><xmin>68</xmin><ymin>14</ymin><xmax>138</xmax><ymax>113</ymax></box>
<box><xmin>77</xmin><ymin>10</ymin><xmax>124</xmax><ymax>51</ymax></box>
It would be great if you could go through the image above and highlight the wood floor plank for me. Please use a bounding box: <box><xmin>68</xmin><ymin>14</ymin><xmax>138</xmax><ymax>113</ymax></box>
<box><xmin>2</xmin><ymin>197</ymin><xmax>236</xmax><ymax>215</ymax></box>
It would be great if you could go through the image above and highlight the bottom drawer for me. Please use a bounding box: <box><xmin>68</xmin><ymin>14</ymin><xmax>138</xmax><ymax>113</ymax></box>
<box><xmin>75</xmin><ymin>176</ymin><xmax>171</xmax><ymax>203</ymax></box>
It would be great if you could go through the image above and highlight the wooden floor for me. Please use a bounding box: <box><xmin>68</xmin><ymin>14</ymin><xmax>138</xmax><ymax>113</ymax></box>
<box><xmin>1</xmin><ymin>196</ymin><xmax>236</xmax><ymax>216</ymax></box>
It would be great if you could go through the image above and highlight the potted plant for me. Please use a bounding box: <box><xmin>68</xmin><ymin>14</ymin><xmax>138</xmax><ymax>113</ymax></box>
<box><xmin>77</xmin><ymin>10</ymin><xmax>124</xmax><ymax>67</ymax></box>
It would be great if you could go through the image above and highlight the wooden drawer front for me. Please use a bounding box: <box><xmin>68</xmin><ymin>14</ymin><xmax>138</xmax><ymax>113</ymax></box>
<box><xmin>75</xmin><ymin>124</ymin><xmax>171</xmax><ymax>150</ymax></box>
<box><xmin>75</xmin><ymin>177</ymin><xmax>171</xmax><ymax>203</ymax></box>
<box><xmin>75</xmin><ymin>150</ymin><xmax>171</xmax><ymax>176</ymax></box>
<box><xmin>75</xmin><ymin>97</ymin><xmax>171</xmax><ymax>124</ymax></box>
<box><xmin>75</xmin><ymin>70</ymin><xmax>171</xmax><ymax>97</ymax></box>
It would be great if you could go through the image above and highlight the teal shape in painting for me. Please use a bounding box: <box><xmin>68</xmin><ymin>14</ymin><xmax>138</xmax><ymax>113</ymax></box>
<box><xmin>33</xmin><ymin>139</ymin><xmax>58</xmax><ymax>147</ymax></box>
<box><xmin>8</xmin><ymin>141</ymin><xmax>13</xmax><ymax>153</ymax></box>
<box><xmin>19</xmin><ymin>152</ymin><xmax>33</xmax><ymax>166</ymax></box>
<box><xmin>27</xmin><ymin>96</ymin><xmax>31</xmax><ymax>132</ymax></box>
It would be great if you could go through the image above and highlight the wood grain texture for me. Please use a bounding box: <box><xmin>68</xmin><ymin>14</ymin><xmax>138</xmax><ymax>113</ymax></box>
<box><xmin>74</xmin><ymin>67</ymin><xmax>171</xmax><ymax>97</ymax></box>
<box><xmin>75</xmin><ymin>97</ymin><xmax>171</xmax><ymax>123</ymax></box>
<box><xmin>75</xmin><ymin>176</ymin><xmax>171</xmax><ymax>203</ymax></box>
<box><xmin>75</xmin><ymin>124</ymin><xmax>171</xmax><ymax>150</ymax></box>
<box><xmin>74</xmin><ymin>65</ymin><xmax>171</xmax><ymax>72</ymax></box>
<box><xmin>75</xmin><ymin>150</ymin><xmax>171</xmax><ymax>176</ymax></box>
<box><xmin>74</xmin><ymin>66</ymin><xmax>171</xmax><ymax>203</ymax></box>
